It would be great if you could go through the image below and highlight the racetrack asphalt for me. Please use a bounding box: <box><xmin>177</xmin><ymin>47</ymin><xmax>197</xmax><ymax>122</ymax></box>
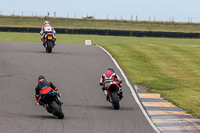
<box><xmin>0</xmin><ymin>41</ymin><xmax>157</xmax><ymax>133</ymax></box>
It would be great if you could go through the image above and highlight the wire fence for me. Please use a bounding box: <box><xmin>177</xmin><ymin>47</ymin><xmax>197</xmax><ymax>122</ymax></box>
<box><xmin>0</xmin><ymin>10</ymin><xmax>197</xmax><ymax>23</ymax></box>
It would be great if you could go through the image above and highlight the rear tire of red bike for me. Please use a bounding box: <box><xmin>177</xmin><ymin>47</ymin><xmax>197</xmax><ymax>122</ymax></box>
<box><xmin>111</xmin><ymin>92</ymin><xmax>120</xmax><ymax>110</ymax></box>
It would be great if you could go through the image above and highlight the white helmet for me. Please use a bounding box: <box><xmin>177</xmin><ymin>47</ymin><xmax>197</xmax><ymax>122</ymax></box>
<box><xmin>44</xmin><ymin>21</ymin><xmax>50</xmax><ymax>25</ymax></box>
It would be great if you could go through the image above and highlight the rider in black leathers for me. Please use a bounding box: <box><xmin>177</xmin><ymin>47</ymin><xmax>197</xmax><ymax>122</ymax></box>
<box><xmin>35</xmin><ymin>75</ymin><xmax>62</xmax><ymax>112</ymax></box>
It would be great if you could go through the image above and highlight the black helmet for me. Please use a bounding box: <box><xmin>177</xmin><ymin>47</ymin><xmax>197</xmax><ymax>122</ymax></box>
<box><xmin>38</xmin><ymin>75</ymin><xmax>46</xmax><ymax>81</ymax></box>
<box><xmin>107</xmin><ymin>67</ymin><xmax>114</xmax><ymax>73</ymax></box>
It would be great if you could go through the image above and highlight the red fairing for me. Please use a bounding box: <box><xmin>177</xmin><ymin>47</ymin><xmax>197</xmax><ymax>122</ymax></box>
<box><xmin>106</xmin><ymin>81</ymin><xmax>120</xmax><ymax>92</ymax></box>
<box><xmin>117</xmin><ymin>82</ymin><xmax>121</xmax><ymax>86</ymax></box>
<box><xmin>105</xmin><ymin>70</ymin><xmax>113</xmax><ymax>77</ymax></box>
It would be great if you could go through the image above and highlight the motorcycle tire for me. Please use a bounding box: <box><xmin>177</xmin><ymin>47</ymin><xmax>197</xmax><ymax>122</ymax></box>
<box><xmin>50</xmin><ymin>101</ymin><xmax>64</xmax><ymax>119</ymax></box>
<box><xmin>46</xmin><ymin>41</ymin><xmax>53</xmax><ymax>53</ymax></box>
<box><xmin>111</xmin><ymin>91</ymin><xmax>120</xmax><ymax>110</ymax></box>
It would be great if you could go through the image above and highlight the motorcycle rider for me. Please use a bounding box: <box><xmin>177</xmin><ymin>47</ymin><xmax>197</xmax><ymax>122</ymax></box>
<box><xmin>99</xmin><ymin>67</ymin><xmax>123</xmax><ymax>101</ymax></box>
<box><xmin>35</xmin><ymin>75</ymin><xmax>62</xmax><ymax>112</ymax></box>
<box><xmin>40</xmin><ymin>21</ymin><xmax>56</xmax><ymax>47</ymax></box>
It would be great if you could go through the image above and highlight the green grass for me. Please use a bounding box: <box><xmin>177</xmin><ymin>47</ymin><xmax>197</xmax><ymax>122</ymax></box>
<box><xmin>0</xmin><ymin>32</ymin><xmax>200</xmax><ymax>118</ymax></box>
<box><xmin>1</xmin><ymin>15</ymin><xmax>200</xmax><ymax>33</ymax></box>
<box><xmin>99</xmin><ymin>38</ymin><xmax>200</xmax><ymax>118</ymax></box>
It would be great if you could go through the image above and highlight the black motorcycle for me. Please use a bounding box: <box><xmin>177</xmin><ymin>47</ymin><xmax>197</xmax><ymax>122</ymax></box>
<box><xmin>39</xmin><ymin>91</ymin><xmax>64</xmax><ymax>119</ymax></box>
<box><xmin>44</xmin><ymin>33</ymin><xmax>55</xmax><ymax>53</ymax></box>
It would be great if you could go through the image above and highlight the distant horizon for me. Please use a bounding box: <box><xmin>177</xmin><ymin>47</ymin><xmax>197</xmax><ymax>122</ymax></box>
<box><xmin>1</xmin><ymin>14</ymin><xmax>198</xmax><ymax>24</ymax></box>
<box><xmin>0</xmin><ymin>0</ymin><xmax>200</xmax><ymax>23</ymax></box>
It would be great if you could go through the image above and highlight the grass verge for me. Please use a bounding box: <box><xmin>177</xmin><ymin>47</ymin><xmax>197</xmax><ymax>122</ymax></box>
<box><xmin>0</xmin><ymin>32</ymin><xmax>199</xmax><ymax>118</ymax></box>
<box><xmin>0</xmin><ymin>15</ymin><xmax>200</xmax><ymax>33</ymax></box>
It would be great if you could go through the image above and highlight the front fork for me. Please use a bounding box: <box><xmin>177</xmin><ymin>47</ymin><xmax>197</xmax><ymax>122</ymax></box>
<box><xmin>56</xmin><ymin>93</ymin><xmax>63</xmax><ymax>105</ymax></box>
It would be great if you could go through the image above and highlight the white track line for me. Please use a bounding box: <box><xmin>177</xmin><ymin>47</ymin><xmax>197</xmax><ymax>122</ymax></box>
<box><xmin>97</xmin><ymin>45</ymin><xmax>160</xmax><ymax>133</ymax></box>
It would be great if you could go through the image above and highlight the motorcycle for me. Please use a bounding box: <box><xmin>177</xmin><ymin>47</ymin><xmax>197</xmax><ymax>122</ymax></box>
<box><xmin>43</xmin><ymin>33</ymin><xmax>55</xmax><ymax>53</ymax></box>
<box><xmin>106</xmin><ymin>80</ymin><xmax>122</xmax><ymax>110</ymax></box>
<box><xmin>38</xmin><ymin>91</ymin><xmax>64</xmax><ymax>119</ymax></box>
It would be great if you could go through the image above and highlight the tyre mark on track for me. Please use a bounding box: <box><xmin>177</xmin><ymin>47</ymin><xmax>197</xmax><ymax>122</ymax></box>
<box><xmin>48</xmin><ymin>120</ymin><xmax>64</xmax><ymax>133</ymax></box>
<box><xmin>0</xmin><ymin>113</ymin><xmax>43</xmax><ymax>133</ymax></box>
<box><xmin>60</xmin><ymin>120</ymin><xmax>64</xmax><ymax>133</ymax></box>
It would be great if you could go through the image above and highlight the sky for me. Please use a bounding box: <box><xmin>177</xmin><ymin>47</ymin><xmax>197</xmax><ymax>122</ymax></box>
<box><xmin>0</xmin><ymin>0</ymin><xmax>199</xmax><ymax>22</ymax></box>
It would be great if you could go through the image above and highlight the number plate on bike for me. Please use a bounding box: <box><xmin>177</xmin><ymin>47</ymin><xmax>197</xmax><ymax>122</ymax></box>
<box><xmin>48</xmin><ymin>36</ymin><xmax>52</xmax><ymax>40</ymax></box>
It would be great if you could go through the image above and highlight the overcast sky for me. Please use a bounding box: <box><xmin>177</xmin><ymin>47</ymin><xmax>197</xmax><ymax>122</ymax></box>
<box><xmin>0</xmin><ymin>0</ymin><xmax>199</xmax><ymax>22</ymax></box>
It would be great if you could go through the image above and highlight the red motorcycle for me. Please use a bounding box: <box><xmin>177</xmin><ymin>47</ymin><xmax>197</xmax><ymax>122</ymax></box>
<box><xmin>106</xmin><ymin>80</ymin><xmax>122</xmax><ymax>110</ymax></box>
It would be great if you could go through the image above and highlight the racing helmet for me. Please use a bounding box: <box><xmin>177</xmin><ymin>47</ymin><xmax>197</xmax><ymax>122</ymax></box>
<box><xmin>44</xmin><ymin>21</ymin><xmax>50</xmax><ymax>25</ymax></box>
<box><xmin>107</xmin><ymin>67</ymin><xmax>114</xmax><ymax>73</ymax></box>
<box><xmin>38</xmin><ymin>75</ymin><xmax>46</xmax><ymax>81</ymax></box>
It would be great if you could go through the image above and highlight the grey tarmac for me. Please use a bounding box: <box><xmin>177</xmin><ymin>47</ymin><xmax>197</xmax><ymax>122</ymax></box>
<box><xmin>0</xmin><ymin>41</ymin><xmax>157</xmax><ymax>133</ymax></box>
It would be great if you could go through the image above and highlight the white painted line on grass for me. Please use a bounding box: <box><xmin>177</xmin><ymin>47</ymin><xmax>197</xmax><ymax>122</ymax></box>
<box><xmin>97</xmin><ymin>45</ymin><xmax>161</xmax><ymax>133</ymax></box>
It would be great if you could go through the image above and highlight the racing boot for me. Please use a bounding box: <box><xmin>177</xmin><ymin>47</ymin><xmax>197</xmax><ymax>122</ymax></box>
<box><xmin>104</xmin><ymin>90</ymin><xmax>110</xmax><ymax>101</ymax></box>
<box><xmin>43</xmin><ymin>40</ymin><xmax>45</xmax><ymax>47</ymax></box>
<box><xmin>106</xmin><ymin>94</ymin><xmax>110</xmax><ymax>101</ymax></box>
<box><xmin>119</xmin><ymin>88</ymin><xmax>123</xmax><ymax>100</ymax></box>
<box><xmin>37</xmin><ymin>101</ymin><xmax>44</xmax><ymax>106</ymax></box>
<box><xmin>41</xmin><ymin>37</ymin><xmax>45</xmax><ymax>47</ymax></box>
<box><xmin>53</xmin><ymin>41</ymin><xmax>55</xmax><ymax>47</ymax></box>
<box><xmin>44</xmin><ymin>104</ymin><xmax>53</xmax><ymax>113</ymax></box>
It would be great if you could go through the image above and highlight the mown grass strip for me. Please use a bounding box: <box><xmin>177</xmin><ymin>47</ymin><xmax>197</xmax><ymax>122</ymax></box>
<box><xmin>99</xmin><ymin>38</ymin><xmax>200</xmax><ymax>118</ymax></box>
<box><xmin>1</xmin><ymin>15</ymin><xmax>200</xmax><ymax>33</ymax></box>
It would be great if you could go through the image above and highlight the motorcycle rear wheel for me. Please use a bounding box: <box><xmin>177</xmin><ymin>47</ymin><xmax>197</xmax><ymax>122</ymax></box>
<box><xmin>111</xmin><ymin>91</ymin><xmax>120</xmax><ymax>110</ymax></box>
<box><xmin>50</xmin><ymin>101</ymin><xmax>64</xmax><ymax>119</ymax></box>
<box><xmin>46</xmin><ymin>41</ymin><xmax>53</xmax><ymax>53</ymax></box>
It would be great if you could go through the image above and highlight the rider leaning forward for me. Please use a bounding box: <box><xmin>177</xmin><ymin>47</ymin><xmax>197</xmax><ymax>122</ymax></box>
<box><xmin>40</xmin><ymin>21</ymin><xmax>56</xmax><ymax>47</ymax></box>
<box><xmin>99</xmin><ymin>67</ymin><xmax>123</xmax><ymax>101</ymax></box>
<box><xmin>35</xmin><ymin>75</ymin><xmax>62</xmax><ymax>112</ymax></box>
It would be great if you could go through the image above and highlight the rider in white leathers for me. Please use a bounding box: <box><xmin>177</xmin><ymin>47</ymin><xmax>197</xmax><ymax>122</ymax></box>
<box><xmin>40</xmin><ymin>21</ymin><xmax>56</xmax><ymax>46</ymax></box>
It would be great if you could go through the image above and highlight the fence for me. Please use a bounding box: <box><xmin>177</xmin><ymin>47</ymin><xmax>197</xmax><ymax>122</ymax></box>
<box><xmin>0</xmin><ymin>27</ymin><xmax>200</xmax><ymax>38</ymax></box>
